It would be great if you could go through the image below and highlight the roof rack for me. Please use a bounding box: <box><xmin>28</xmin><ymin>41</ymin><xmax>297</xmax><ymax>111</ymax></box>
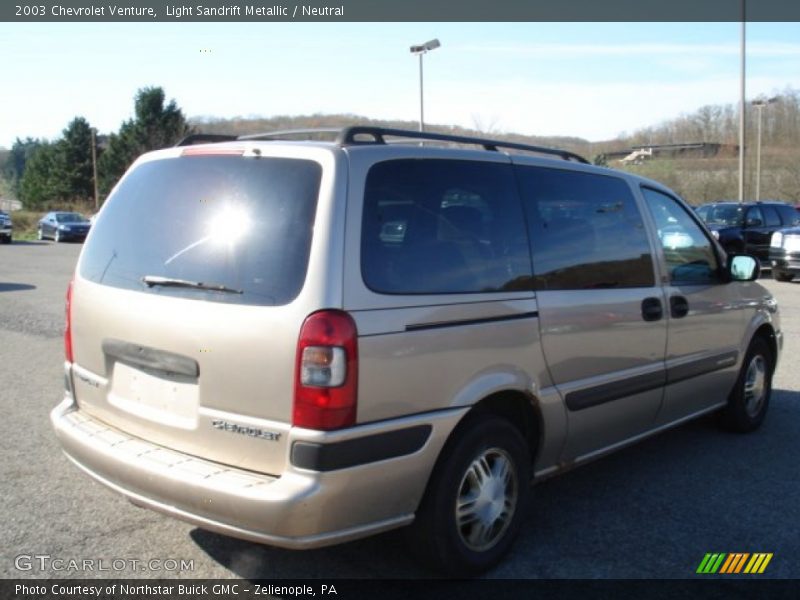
<box><xmin>334</xmin><ymin>126</ymin><xmax>590</xmax><ymax>163</ymax></box>
<box><xmin>176</xmin><ymin>133</ymin><xmax>238</xmax><ymax>146</ymax></box>
<box><xmin>177</xmin><ymin>126</ymin><xmax>590</xmax><ymax>164</ymax></box>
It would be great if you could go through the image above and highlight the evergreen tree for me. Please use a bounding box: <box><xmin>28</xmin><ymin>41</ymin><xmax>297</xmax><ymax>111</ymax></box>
<box><xmin>19</xmin><ymin>142</ymin><xmax>69</xmax><ymax>208</ymax></box>
<box><xmin>4</xmin><ymin>137</ymin><xmax>43</xmax><ymax>197</ymax></box>
<box><xmin>59</xmin><ymin>117</ymin><xmax>96</xmax><ymax>201</ymax></box>
<box><xmin>98</xmin><ymin>87</ymin><xmax>192</xmax><ymax>196</ymax></box>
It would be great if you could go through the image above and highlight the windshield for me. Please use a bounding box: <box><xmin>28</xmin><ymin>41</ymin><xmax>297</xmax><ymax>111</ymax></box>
<box><xmin>700</xmin><ymin>205</ymin><xmax>743</xmax><ymax>227</ymax></box>
<box><xmin>57</xmin><ymin>213</ymin><xmax>86</xmax><ymax>223</ymax></box>
<box><xmin>79</xmin><ymin>155</ymin><xmax>322</xmax><ymax>306</ymax></box>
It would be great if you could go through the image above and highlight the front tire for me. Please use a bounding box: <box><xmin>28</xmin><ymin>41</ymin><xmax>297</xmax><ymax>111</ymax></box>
<box><xmin>407</xmin><ymin>416</ymin><xmax>531</xmax><ymax>575</ymax></box>
<box><xmin>37</xmin><ymin>228</ymin><xmax>43</xmax><ymax>241</ymax></box>
<box><xmin>54</xmin><ymin>229</ymin><xmax>61</xmax><ymax>243</ymax></box>
<box><xmin>719</xmin><ymin>337</ymin><xmax>773</xmax><ymax>433</ymax></box>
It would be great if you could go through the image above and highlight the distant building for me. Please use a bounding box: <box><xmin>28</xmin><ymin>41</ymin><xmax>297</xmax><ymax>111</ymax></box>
<box><xmin>597</xmin><ymin>142</ymin><xmax>739</xmax><ymax>165</ymax></box>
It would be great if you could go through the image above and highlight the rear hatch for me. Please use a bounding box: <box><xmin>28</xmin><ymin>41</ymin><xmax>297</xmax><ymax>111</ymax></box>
<box><xmin>70</xmin><ymin>146</ymin><xmax>330</xmax><ymax>475</ymax></box>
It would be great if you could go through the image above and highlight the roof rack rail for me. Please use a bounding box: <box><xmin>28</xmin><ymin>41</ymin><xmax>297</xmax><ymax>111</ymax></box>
<box><xmin>238</xmin><ymin>128</ymin><xmax>341</xmax><ymax>141</ymax></box>
<box><xmin>177</xmin><ymin>127</ymin><xmax>590</xmax><ymax>164</ymax></box>
<box><xmin>336</xmin><ymin>126</ymin><xmax>590</xmax><ymax>164</ymax></box>
<box><xmin>175</xmin><ymin>134</ymin><xmax>238</xmax><ymax>147</ymax></box>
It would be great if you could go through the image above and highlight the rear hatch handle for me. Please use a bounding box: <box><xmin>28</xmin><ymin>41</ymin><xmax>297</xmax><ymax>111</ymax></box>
<box><xmin>102</xmin><ymin>339</ymin><xmax>200</xmax><ymax>377</ymax></box>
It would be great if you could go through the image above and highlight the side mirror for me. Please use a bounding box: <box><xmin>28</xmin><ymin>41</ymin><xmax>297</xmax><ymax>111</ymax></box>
<box><xmin>728</xmin><ymin>255</ymin><xmax>760</xmax><ymax>282</ymax></box>
<box><xmin>746</xmin><ymin>218</ymin><xmax>763</xmax><ymax>227</ymax></box>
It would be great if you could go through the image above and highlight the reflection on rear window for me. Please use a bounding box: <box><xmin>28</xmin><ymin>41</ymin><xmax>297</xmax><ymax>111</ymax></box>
<box><xmin>80</xmin><ymin>156</ymin><xmax>322</xmax><ymax>306</ymax></box>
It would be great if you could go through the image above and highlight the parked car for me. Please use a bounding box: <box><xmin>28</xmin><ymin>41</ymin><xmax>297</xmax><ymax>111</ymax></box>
<box><xmin>38</xmin><ymin>211</ymin><xmax>91</xmax><ymax>242</ymax></box>
<box><xmin>0</xmin><ymin>210</ymin><xmax>12</xmax><ymax>244</ymax></box>
<box><xmin>694</xmin><ymin>201</ymin><xmax>800</xmax><ymax>263</ymax></box>
<box><xmin>770</xmin><ymin>226</ymin><xmax>800</xmax><ymax>281</ymax></box>
<box><xmin>51</xmin><ymin>127</ymin><xmax>781</xmax><ymax>575</ymax></box>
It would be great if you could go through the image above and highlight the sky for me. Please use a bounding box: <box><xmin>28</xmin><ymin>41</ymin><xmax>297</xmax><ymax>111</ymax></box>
<box><xmin>1</xmin><ymin>21</ymin><xmax>799</xmax><ymax>148</ymax></box>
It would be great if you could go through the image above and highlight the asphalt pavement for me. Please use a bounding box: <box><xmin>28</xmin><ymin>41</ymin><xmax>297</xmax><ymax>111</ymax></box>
<box><xmin>1</xmin><ymin>240</ymin><xmax>798</xmax><ymax>580</ymax></box>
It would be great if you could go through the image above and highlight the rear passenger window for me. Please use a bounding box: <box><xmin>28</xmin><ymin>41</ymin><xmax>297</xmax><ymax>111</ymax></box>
<box><xmin>776</xmin><ymin>205</ymin><xmax>800</xmax><ymax>226</ymax></box>
<box><xmin>515</xmin><ymin>167</ymin><xmax>655</xmax><ymax>290</ymax></box>
<box><xmin>361</xmin><ymin>160</ymin><xmax>532</xmax><ymax>294</ymax></box>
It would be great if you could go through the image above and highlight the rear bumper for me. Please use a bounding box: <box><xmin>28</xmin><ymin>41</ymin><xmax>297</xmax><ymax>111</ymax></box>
<box><xmin>51</xmin><ymin>394</ymin><xmax>465</xmax><ymax>549</ymax></box>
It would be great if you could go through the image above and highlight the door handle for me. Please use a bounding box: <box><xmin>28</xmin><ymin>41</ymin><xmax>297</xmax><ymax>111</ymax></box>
<box><xmin>670</xmin><ymin>295</ymin><xmax>689</xmax><ymax>318</ymax></box>
<box><xmin>641</xmin><ymin>297</ymin><xmax>663</xmax><ymax>322</ymax></box>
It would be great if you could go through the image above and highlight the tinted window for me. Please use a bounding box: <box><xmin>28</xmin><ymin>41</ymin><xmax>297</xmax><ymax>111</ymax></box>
<box><xmin>762</xmin><ymin>206</ymin><xmax>781</xmax><ymax>228</ymax></box>
<box><xmin>641</xmin><ymin>188</ymin><xmax>719</xmax><ymax>284</ymax></box>
<box><xmin>80</xmin><ymin>156</ymin><xmax>321</xmax><ymax>306</ymax></box>
<box><xmin>776</xmin><ymin>204</ymin><xmax>800</xmax><ymax>226</ymax></box>
<box><xmin>695</xmin><ymin>205</ymin><xmax>710</xmax><ymax>220</ymax></box>
<box><xmin>702</xmin><ymin>205</ymin><xmax>743</xmax><ymax>227</ymax></box>
<box><xmin>57</xmin><ymin>213</ymin><xmax>85</xmax><ymax>223</ymax></box>
<box><xmin>361</xmin><ymin>159</ymin><xmax>532</xmax><ymax>294</ymax></box>
<box><xmin>746</xmin><ymin>207</ymin><xmax>765</xmax><ymax>227</ymax></box>
<box><xmin>516</xmin><ymin>167</ymin><xmax>654</xmax><ymax>290</ymax></box>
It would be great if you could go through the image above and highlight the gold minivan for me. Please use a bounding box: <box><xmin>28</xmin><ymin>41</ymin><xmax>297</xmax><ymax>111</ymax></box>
<box><xmin>52</xmin><ymin>127</ymin><xmax>781</xmax><ymax>574</ymax></box>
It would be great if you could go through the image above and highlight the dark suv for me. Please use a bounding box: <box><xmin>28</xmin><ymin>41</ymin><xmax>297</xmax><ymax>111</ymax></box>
<box><xmin>695</xmin><ymin>201</ymin><xmax>800</xmax><ymax>262</ymax></box>
<box><xmin>0</xmin><ymin>211</ymin><xmax>12</xmax><ymax>244</ymax></box>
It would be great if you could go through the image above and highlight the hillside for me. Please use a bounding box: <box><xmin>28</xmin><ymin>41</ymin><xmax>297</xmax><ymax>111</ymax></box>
<box><xmin>190</xmin><ymin>113</ymin><xmax>595</xmax><ymax>158</ymax></box>
<box><xmin>192</xmin><ymin>88</ymin><xmax>800</xmax><ymax>204</ymax></box>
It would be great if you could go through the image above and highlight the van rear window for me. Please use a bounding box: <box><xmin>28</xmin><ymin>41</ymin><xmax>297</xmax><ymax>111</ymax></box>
<box><xmin>80</xmin><ymin>155</ymin><xmax>322</xmax><ymax>306</ymax></box>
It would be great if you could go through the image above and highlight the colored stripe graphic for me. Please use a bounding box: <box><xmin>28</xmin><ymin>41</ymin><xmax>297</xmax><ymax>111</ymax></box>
<box><xmin>698</xmin><ymin>552</ymin><xmax>773</xmax><ymax>574</ymax></box>
<box><xmin>720</xmin><ymin>553</ymin><xmax>749</xmax><ymax>574</ymax></box>
<box><xmin>744</xmin><ymin>553</ymin><xmax>774</xmax><ymax>574</ymax></box>
<box><xmin>697</xmin><ymin>553</ymin><xmax>726</xmax><ymax>574</ymax></box>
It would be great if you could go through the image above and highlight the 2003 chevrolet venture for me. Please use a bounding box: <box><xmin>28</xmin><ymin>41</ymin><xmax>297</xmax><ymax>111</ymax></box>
<box><xmin>52</xmin><ymin>127</ymin><xmax>781</xmax><ymax>574</ymax></box>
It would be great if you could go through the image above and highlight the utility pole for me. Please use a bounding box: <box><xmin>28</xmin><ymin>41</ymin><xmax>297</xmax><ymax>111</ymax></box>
<box><xmin>752</xmin><ymin>97</ymin><xmax>779</xmax><ymax>201</ymax></box>
<box><xmin>91</xmin><ymin>128</ymin><xmax>99</xmax><ymax>211</ymax></box>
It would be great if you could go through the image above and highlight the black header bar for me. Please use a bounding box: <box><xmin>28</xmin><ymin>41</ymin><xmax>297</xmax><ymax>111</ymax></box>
<box><xmin>4</xmin><ymin>0</ymin><xmax>800</xmax><ymax>23</ymax></box>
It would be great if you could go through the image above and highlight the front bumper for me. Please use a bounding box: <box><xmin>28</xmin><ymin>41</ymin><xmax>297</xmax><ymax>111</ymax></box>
<box><xmin>770</xmin><ymin>249</ymin><xmax>800</xmax><ymax>274</ymax></box>
<box><xmin>51</xmin><ymin>394</ymin><xmax>465</xmax><ymax>549</ymax></box>
<box><xmin>57</xmin><ymin>229</ymin><xmax>89</xmax><ymax>240</ymax></box>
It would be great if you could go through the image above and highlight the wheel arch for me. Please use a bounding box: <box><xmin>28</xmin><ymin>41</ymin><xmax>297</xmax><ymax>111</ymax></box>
<box><xmin>752</xmin><ymin>323</ymin><xmax>778</xmax><ymax>370</ymax></box>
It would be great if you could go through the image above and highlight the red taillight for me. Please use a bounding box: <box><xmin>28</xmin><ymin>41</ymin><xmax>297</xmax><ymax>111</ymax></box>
<box><xmin>65</xmin><ymin>278</ymin><xmax>74</xmax><ymax>363</ymax></box>
<box><xmin>293</xmin><ymin>310</ymin><xmax>358</xmax><ymax>430</ymax></box>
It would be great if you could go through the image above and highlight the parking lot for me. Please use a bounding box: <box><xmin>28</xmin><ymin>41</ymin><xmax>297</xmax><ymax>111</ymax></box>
<box><xmin>2</xmin><ymin>240</ymin><xmax>799</xmax><ymax>580</ymax></box>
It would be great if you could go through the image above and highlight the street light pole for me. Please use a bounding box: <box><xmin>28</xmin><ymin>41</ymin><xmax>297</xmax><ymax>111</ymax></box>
<box><xmin>738</xmin><ymin>17</ymin><xmax>746</xmax><ymax>203</ymax></box>
<box><xmin>418</xmin><ymin>52</ymin><xmax>424</xmax><ymax>132</ymax></box>
<box><xmin>410</xmin><ymin>38</ymin><xmax>441</xmax><ymax>133</ymax></box>
<box><xmin>752</xmin><ymin>97</ymin><xmax>778</xmax><ymax>202</ymax></box>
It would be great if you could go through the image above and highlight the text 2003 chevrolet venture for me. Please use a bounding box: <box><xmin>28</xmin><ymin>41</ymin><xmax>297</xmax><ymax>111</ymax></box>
<box><xmin>52</xmin><ymin>127</ymin><xmax>781</xmax><ymax>574</ymax></box>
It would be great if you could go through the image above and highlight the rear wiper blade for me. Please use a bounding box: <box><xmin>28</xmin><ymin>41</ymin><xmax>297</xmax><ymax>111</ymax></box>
<box><xmin>141</xmin><ymin>275</ymin><xmax>243</xmax><ymax>294</ymax></box>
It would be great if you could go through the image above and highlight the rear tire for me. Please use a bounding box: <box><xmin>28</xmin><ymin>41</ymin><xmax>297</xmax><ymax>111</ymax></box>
<box><xmin>406</xmin><ymin>416</ymin><xmax>531</xmax><ymax>576</ymax></box>
<box><xmin>719</xmin><ymin>337</ymin><xmax>773</xmax><ymax>433</ymax></box>
<box><xmin>774</xmin><ymin>271</ymin><xmax>794</xmax><ymax>282</ymax></box>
